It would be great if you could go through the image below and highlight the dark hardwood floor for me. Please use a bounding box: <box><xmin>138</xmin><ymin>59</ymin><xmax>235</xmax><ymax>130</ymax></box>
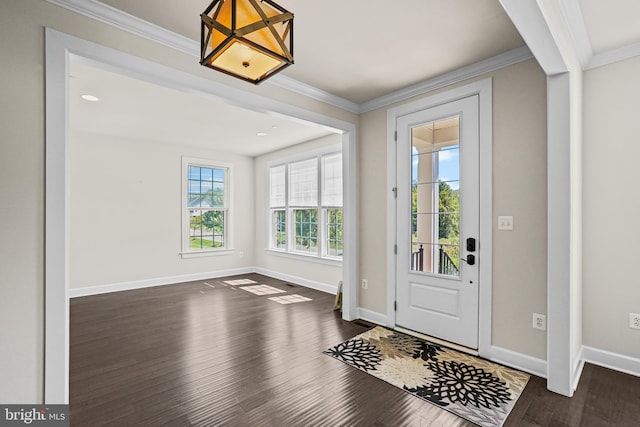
<box><xmin>70</xmin><ymin>274</ymin><xmax>640</xmax><ymax>426</ymax></box>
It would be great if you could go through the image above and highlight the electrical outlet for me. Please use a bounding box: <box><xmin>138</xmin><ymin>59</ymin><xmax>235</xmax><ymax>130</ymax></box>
<box><xmin>533</xmin><ymin>313</ymin><xmax>546</xmax><ymax>331</ymax></box>
<box><xmin>630</xmin><ymin>313</ymin><xmax>640</xmax><ymax>330</ymax></box>
<box><xmin>361</xmin><ymin>279</ymin><xmax>368</xmax><ymax>290</ymax></box>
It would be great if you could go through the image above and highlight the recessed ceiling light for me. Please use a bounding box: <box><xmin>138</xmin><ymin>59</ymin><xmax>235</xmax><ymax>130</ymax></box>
<box><xmin>81</xmin><ymin>94</ymin><xmax>100</xmax><ymax>102</ymax></box>
<box><xmin>257</xmin><ymin>132</ymin><xmax>268</xmax><ymax>137</ymax></box>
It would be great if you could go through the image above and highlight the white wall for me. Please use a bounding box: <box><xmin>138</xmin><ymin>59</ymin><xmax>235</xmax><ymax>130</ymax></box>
<box><xmin>359</xmin><ymin>59</ymin><xmax>549</xmax><ymax>360</ymax></box>
<box><xmin>583</xmin><ymin>56</ymin><xmax>640</xmax><ymax>359</ymax></box>
<box><xmin>69</xmin><ymin>132</ymin><xmax>255</xmax><ymax>290</ymax></box>
<box><xmin>254</xmin><ymin>135</ymin><xmax>343</xmax><ymax>290</ymax></box>
<box><xmin>359</xmin><ymin>108</ymin><xmax>388</xmax><ymax>313</ymax></box>
<box><xmin>491</xmin><ymin>60</ymin><xmax>548</xmax><ymax>359</ymax></box>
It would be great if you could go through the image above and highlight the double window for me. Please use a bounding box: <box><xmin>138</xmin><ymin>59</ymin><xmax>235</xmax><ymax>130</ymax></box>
<box><xmin>269</xmin><ymin>151</ymin><xmax>343</xmax><ymax>259</ymax></box>
<box><xmin>182</xmin><ymin>157</ymin><xmax>231</xmax><ymax>257</ymax></box>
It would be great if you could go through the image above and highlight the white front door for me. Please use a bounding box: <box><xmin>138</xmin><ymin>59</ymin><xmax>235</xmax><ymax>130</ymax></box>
<box><xmin>395</xmin><ymin>95</ymin><xmax>480</xmax><ymax>349</ymax></box>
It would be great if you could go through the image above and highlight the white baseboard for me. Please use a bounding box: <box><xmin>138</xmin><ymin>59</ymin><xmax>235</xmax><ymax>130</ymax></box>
<box><xmin>356</xmin><ymin>308</ymin><xmax>389</xmax><ymax>326</ymax></box>
<box><xmin>582</xmin><ymin>345</ymin><xmax>640</xmax><ymax>378</ymax></box>
<box><xmin>68</xmin><ymin>267</ymin><xmax>254</xmax><ymax>298</ymax></box>
<box><xmin>251</xmin><ymin>267</ymin><xmax>338</xmax><ymax>295</ymax></box>
<box><xmin>69</xmin><ymin>267</ymin><xmax>339</xmax><ymax>298</ymax></box>
<box><xmin>490</xmin><ymin>345</ymin><xmax>548</xmax><ymax>378</ymax></box>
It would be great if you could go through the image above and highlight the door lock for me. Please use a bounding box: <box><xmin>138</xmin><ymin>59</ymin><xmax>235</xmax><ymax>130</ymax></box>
<box><xmin>466</xmin><ymin>254</ymin><xmax>475</xmax><ymax>265</ymax></box>
<box><xmin>466</xmin><ymin>237</ymin><xmax>476</xmax><ymax>252</ymax></box>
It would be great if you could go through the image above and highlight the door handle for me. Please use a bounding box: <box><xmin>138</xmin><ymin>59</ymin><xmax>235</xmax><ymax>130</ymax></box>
<box><xmin>464</xmin><ymin>254</ymin><xmax>475</xmax><ymax>265</ymax></box>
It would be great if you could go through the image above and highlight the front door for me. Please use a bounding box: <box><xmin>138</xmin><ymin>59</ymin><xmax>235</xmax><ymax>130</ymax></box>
<box><xmin>395</xmin><ymin>95</ymin><xmax>479</xmax><ymax>349</ymax></box>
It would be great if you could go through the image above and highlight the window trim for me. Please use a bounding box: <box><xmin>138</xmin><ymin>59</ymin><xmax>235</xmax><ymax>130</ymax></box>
<box><xmin>181</xmin><ymin>156</ymin><xmax>234</xmax><ymax>258</ymax></box>
<box><xmin>267</xmin><ymin>145</ymin><xmax>343</xmax><ymax>262</ymax></box>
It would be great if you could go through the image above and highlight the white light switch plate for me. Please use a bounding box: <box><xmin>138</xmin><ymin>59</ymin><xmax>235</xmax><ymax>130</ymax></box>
<box><xmin>498</xmin><ymin>216</ymin><xmax>514</xmax><ymax>230</ymax></box>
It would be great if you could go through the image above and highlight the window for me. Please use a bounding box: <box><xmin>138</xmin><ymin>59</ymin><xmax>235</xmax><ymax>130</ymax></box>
<box><xmin>326</xmin><ymin>208</ymin><xmax>343</xmax><ymax>257</ymax></box>
<box><xmin>269</xmin><ymin>151</ymin><xmax>343</xmax><ymax>260</ymax></box>
<box><xmin>272</xmin><ymin>209</ymin><xmax>286</xmax><ymax>249</ymax></box>
<box><xmin>322</xmin><ymin>153</ymin><xmax>343</xmax><ymax>257</ymax></box>
<box><xmin>294</xmin><ymin>209</ymin><xmax>318</xmax><ymax>252</ymax></box>
<box><xmin>269</xmin><ymin>165</ymin><xmax>287</xmax><ymax>249</ymax></box>
<box><xmin>182</xmin><ymin>157</ymin><xmax>232</xmax><ymax>257</ymax></box>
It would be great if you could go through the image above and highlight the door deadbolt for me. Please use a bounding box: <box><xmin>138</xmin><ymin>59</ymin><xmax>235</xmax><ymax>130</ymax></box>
<box><xmin>466</xmin><ymin>237</ymin><xmax>476</xmax><ymax>252</ymax></box>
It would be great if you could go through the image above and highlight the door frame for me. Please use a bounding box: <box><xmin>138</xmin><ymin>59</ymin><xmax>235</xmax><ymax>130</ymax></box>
<box><xmin>386</xmin><ymin>78</ymin><xmax>493</xmax><ymax>357</ymax></box>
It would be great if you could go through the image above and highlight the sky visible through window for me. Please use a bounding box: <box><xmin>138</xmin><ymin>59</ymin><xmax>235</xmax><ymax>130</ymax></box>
<box><xmin>412</xmin><ymin>146</ymin><xmax>460</xmax><ymax>190</ymax></box>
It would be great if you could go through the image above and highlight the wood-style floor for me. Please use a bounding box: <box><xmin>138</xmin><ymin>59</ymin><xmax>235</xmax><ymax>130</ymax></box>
<box><xmin>70</xmin><ymin>274</ymin><xmax>640</xmax><ymax>426</ymax></box>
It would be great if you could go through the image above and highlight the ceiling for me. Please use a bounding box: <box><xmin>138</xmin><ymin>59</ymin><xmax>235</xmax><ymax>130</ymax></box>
<box><xmin>69</xmin><ymin>60</ymin><xmax>336</xmax><ymax>157</ymax></box>
<box><xmin>98</xmin><ymin>0</ymin><xmax>526</xmax><ymax>104</ymax></box>
<box><xmin>68</xmin><ymin>0</ymin><xmax>640</xmax><ymax>156</ymax></box>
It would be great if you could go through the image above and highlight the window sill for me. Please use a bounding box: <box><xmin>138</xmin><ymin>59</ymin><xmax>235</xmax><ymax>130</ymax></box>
<box><xmin>265</xmin><ymin>249</ymin><xmax>342</xmax><ymax>267</ymax></box>
<box><xmin>181</xmin><ymin>248</ymin><xmax>235</xmax><ymax>259</ymax></box>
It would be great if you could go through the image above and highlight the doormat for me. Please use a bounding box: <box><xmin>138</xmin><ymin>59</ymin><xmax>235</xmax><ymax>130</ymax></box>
<box><xmin>323</xmin><ymin>326</ymin><xmax>529</xmax><ymax>427</ymax></box>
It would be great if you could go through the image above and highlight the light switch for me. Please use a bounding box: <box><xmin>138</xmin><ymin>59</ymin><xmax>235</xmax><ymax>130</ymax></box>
<box><xmin>498</xmin><ymin>215</ymin><xmax>514</xmax><ymax>230</ymax></box>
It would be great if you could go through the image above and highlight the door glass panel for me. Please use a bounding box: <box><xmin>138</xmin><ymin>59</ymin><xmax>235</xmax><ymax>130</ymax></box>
<box><xmin>410</xmin><ymin>116</ymin><xmax>460</xmax><ymax>277</ymax></box>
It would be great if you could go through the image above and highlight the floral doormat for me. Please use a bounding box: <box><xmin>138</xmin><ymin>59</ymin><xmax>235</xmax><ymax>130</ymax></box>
<box><xmin>323</xmin><ymin>326</ymin><xmax>529</xmax><ymax>427</ymax></box>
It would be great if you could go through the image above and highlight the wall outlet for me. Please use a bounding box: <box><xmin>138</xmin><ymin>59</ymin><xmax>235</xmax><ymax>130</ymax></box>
<box><xmin>361</xmin><ymin>279</ymin><xmax>368</xmax><ymax>289</ymax></box>
<box><xmin>630</xmin><ymin>313</ymin><xmax>640</xmax><ymax>330</ymax></box>
<box><xmin>533</xmin><ymin>313</ymin><xmax>546</xmax><ymax>330</ymax></box>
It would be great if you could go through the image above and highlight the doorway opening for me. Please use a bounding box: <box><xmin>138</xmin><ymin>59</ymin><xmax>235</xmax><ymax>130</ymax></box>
<box><xmin>45</xmin><ymin>28</ymin><xmax>357</xmax><ymax>403</ymax></box>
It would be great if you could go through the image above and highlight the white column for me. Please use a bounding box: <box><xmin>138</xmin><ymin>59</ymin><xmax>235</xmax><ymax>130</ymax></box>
<box><xmin>416</xmin><ymin>132</ymin><xmax>435</xmax><ymax>272</ymax></box>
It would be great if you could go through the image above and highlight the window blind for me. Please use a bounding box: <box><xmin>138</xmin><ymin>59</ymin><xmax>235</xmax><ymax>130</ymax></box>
<box><xmin>321</xmin><ymin>153</ymin><xmax>343</xmax><ymax>206</ymax></box>
<box><xmin>288</xmin><ymin>158</ymin><xmax>318</xmax><ymax>206</ymax></box>
<box><xmin>269</xmin><ymin>165</ymin><xmax>286</xmax><ymax>207</ymax></box>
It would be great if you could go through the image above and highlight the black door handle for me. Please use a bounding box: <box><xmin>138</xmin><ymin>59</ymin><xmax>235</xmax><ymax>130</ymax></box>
<box><xmin>466</xmin><ymin>254</ymin><xmax>475</xmax><ymax>265</ymax></box>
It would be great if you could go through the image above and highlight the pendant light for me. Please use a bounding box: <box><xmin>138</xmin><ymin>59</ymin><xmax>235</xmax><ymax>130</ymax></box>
<box><xmin>200</xmin><ymin>0</ymin><xmax>294</xmax><ymax>84</ymax></box>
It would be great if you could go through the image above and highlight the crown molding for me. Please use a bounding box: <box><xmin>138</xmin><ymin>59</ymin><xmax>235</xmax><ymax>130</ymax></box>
<box><xmin>588</xmin><ymin>41</ymin><xmax>640</xmax><ymax>70</ymax></box>
<box><xmin>360</xmin><ymin>46</ymin><xmax>533</xmax><ymax>113</ymax></box>
<box><xmin>268</xmin><ymin>75</ymin><xmax>361</xmax><ymax>114</ymax></box>
<box><xmin>47</xmin><ymin>0</ymin><xmax>198</xmax><ymax>55</ymax></box>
